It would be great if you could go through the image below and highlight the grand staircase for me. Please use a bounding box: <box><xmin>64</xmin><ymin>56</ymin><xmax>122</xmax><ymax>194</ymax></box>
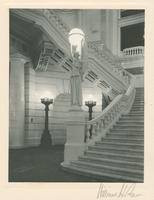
<box><xmin>63</xmin><ymin>88</ymin><xmax>144</xmax><ymax>182</ymax></box>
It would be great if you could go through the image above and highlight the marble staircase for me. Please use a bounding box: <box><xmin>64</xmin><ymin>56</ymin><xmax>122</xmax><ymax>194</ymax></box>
<box><xmin>62</xmin><ymin>88</ymin><xmax>144</xmax><ymax>182</ymax></box>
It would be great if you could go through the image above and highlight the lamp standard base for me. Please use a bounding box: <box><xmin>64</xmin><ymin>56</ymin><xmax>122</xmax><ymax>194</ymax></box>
<box><xmin>40</xmin><ymin>130</ymin><xmax>52</xmax><ymax>148</ymax></box>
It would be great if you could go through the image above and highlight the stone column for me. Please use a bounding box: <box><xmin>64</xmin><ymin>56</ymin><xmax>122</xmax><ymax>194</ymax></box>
<box><xmin>105</xmin><ymin>10</ymin><xmax>120</xmax><ymax>56</ymax></box>
<box><xmin>9</xmin><ymin>53</ymin><xmax>27</xmax><ymax>148</ymax></box>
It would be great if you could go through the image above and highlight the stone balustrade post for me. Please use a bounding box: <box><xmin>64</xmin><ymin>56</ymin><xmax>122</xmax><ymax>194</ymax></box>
<box><xmin>62</xmin><ymin>111</ymin><xmax>86</xmax><ymax>165</ymax></box>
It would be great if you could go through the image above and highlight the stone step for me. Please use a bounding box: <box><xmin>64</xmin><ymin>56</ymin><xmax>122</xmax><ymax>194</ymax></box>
<box><xmin>121</xmin><ymin>115</ymin><xmax>144</xmax><ymax>119</ymax></box>
<box><xmin>70</xmin><ymin>161</ymin><xmax>143</xmax><ymax>180</ymax></box>
<box><xmin>131</xmin><ymin>108</ymin><xmax>144</xmax><ymax>111</ymax></box>
<box><xmin>135</xmin><ymin>95</ymin><xmax>144</xmax><ymax>97</ymax></box>
<box><xmin>134</xmin><ymin>96</ymin><xmax>144</xmax><ymax>98</ymax></box>
<box><xmin>120</xmin><ymin>114</ymin><xmax>144</xmax><ymax>119</ymax></box>
<box><xmin>131</xmin><ymin>105</ymin><xmax>144</xmax><ymax>108</ymax></box>
<box><xmin>114</xmin><ymin>123</ymin><xmax>144</xmax><ymax>127</ymax></box>
<box><xmin>135</xmin><ymin>96</ymin><xmax>144</xmax><ymax>97</ymax></box>
<box><xmin>103</xmin><ymin>137</ymin><xmax>144</xmax><ymax>144</ymax></box>
<box><xmin>114</xmin><ymin>126</ymin><xmax>144</xmax><ymax>130</ymax></box>
<box><xmin>129</xmin><ymin>110</ymin><xmax>144</xmax><ymax>113</ymax></box>
<box><xmin>118</xmin><ymin>119</ymin><xmax>144</xmax><ymax>123</ymax></box>
<box><xmin>95</xmin><ymin>141</ymin><xmax>144</xmax><ymax>150</ymax></box>
<box><xmin>113</xmin><ymin>127</ymin><xmax>144</xmax><ymax>131</ymax></box>
<box><xmin>62</xmin><ymin>164</ymin><xmax>143</xmax><ymax>182</ymax></box>
<box><xmin>131</xmin><ymin>106</ymin><xmax>144</xmax><ymax>109</ymax></box>
<box><xmin>132</xmin><ymin>105</ymin><xmax>144</xmax><ymax>107</ymax></box>
<box><xmin>79</xmin><ymin>156</ymin><xmax>144</xmax><ymax>170</ymax></box>
<box><xmin>107</xmin><ymin>133</ymin><xmax>144</xmax><ymax>139</ymax></box>
<box><xmin>135</xmin><ymin>99</ymin><xmax>144</xmax><ymax>101</ymax></box>
<box><xmin>133</xmin><ymin>102</ymin><xmax>144</xmax><ymax>105</ymax></box>
<box><xmin>134</xmin><ymin>98</ymin><xmax>144</xmax><ymax>101</ymax></box>
<box><xmin>110</xmin><ymin>129</ymin><xmax>144</xmax><ymax>134</ymax></box>
<box><xmin>85</xmin><ymin>150</ymin><xmax>144</xmax><ymax>162</ymax></box>
<box><xmin>132</xmin><ymin>103</ymin><xmax>144</xmax><ymax>106</ymax></box>
<box><xmin>88</xmin><ymin>145</ymin><xmax>144</xmax><ymax>155</ymax></box>
<box><xmin>128</xmin><ymin>113</ymin><xmax>144</xmax><ymax>116</ymax></box>
<box><xmin>116</xmin><ymin>120</ymin><xmax>144</xmax><ymax>127</ymax></box>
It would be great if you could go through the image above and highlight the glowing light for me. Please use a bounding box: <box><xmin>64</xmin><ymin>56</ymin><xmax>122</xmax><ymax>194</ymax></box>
<box><xmin>86</xmin><ymin>94</ymin><xmax>94</xmax><ymax>101</ymax></box>
<box><xmin>39</xmin><ymin>91</ymin><xmax>54</xmax><ymax>100</ymax></box>
<box><xmin>68</xmin><ymin>28</ymin><xmax>85</xmax><ymax>59</ymax></box>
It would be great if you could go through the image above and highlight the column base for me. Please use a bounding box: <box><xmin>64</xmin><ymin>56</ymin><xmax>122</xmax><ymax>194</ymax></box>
<box><xmin>63</xmin><ymin>143</ymin><xmax>86</xmax><ymax>164</ymax></box>
<box><xmin>40</xmin><ymin>130</ymin><xmax>52</xmax><ymax>148</ymax></box>
<box><xmin>69</xmin><ymin>105</ymin><xmax>82</xmax><ymax>111</ymax></box>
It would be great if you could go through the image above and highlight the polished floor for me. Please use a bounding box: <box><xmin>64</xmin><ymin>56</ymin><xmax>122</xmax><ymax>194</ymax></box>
<box><xmin>9</xmin><ymin>145</ymin><xmax>99</xmax><ymax>182</ymax></box>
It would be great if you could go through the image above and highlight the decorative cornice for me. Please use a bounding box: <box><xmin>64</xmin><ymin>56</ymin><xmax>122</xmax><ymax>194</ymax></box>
<box><xmin>119</xmin><ymin>13</ymin><xmax>144</xmax><ymax>27</ymax></box>
<box><xmin>10</xmin><ymin>52</ymin><xmax>30</xmax><ymax>64</ymax></box>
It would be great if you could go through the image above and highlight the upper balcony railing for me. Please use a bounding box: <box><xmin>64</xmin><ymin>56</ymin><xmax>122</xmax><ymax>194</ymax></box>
<box><xmin>122</xmin><ymin>46</ymin><xmax>144</xmax><ymax>57</ymax></box>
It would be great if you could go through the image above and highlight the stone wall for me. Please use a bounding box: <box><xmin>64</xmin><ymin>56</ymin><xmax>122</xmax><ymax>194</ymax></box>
<box><xmin>10</xmin><ymin>60</ymin><xmax>103</xmax><ymax>148</ymax></box>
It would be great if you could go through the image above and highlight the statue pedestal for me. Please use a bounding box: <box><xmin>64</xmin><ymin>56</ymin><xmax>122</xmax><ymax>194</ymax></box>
<box><xmin>62</xmin><ymin>110</ymin><xmax>86</xmax><ymax>165</ymax></box>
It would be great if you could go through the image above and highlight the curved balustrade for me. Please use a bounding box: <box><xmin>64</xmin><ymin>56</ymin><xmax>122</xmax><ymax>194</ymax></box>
<box><xmin>123</xmin><ymin>46</ymin><xmax>144</xmax><ymax>57</ymax></box>
<box><xmin>85</xmin><ymin>76</ymin><xmax>135</xmax><ymax>144</ymax></box>
<box><xmin>87</xmin><ymin>41</ymin><xmax>132</xmax><ymax>86</ymax></box>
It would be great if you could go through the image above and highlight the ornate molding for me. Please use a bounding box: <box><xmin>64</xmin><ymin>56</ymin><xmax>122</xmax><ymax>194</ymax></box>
<box><xmin>119</xmin><ymin>13</ymin><xmax>144</xmax><ymax>27</ymax></box>
<box><xmin>10</xmin><ymin>52</ymin><xmax>30</xmax><ymax>64</ymax></box>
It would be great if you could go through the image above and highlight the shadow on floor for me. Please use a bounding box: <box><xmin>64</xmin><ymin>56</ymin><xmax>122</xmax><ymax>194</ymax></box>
<box><xmin>9</xmin><ymin>145</ymin><xmax>100</xmax><ymax>182</ymax></box>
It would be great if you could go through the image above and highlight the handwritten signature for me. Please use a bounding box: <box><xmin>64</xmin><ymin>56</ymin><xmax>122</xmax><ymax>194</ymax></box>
<box><xmin>97</xmin><ymin>183</ymin><xmax>142</xmax><ymax>199</ymax></box>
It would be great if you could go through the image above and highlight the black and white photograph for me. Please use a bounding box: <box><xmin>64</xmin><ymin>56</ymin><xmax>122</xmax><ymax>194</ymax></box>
<box><xmin>9</xmin><ymin>9</ymin><xmax>145</xmax><ymax>183</ymax></box>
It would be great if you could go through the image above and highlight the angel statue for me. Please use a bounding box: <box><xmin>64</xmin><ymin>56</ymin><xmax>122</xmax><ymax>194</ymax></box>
<box><xmin>70</xmin><ymin>44</ymin><xmax>85</xmax><ymax>107</ymax></box>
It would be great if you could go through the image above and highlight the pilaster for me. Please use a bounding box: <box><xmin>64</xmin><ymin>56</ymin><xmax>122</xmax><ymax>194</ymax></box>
<box><xmin>9</xmin><ymin>53</ymin><xmax>28</xmax><ymax>148</ymax></box>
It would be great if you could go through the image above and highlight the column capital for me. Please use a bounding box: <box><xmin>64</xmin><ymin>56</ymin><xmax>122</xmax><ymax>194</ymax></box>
<box><xmin>10</xmin><ymin>53</ymin><xmax>30</xmax><ymax>64</ymax></box>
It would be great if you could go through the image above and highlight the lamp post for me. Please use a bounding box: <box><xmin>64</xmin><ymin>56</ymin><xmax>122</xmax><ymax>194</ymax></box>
<box><xmin>85</xmin><ymin>101</ymin><xmax>96</xmax><ymax>139</ymax></box>
<box><xmin>85</xmin><ymin>101</ymin><xmax>96</xmax><ymax>120</ymax></box>
<box><xmin>40</xmin><ymin>98</ymin><xmax>53</xmax><ymax>148</ymax></box>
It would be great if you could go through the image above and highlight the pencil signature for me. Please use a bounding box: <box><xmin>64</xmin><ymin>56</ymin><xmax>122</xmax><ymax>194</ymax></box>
<box><xmin>97</xmin><ymin>183</ymin><xmax>142</xmax><ymax>199</ymax></box>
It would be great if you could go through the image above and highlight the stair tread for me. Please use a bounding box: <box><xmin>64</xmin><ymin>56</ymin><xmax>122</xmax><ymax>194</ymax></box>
<box><xmin>86</xmin><ymin>150</ymin><xmax>144</xmax><ymax>158</ymax></box>
<box><xmin>115</xmin><ymin>124</ymin><xmax>144</xmax><ymax>126</ymax></box>
<box><xmin>80</xmin><ymin>156</ymin><xmax>144</xmax><ymax>166</ymax></box>
<box><xmin>107</xmin><ymin>135</ymin><xmax>144</xmax><ymax>138</ymax></box>
<box><xmin>63</xmin><ymin>164</ymin><xmax>143</xmax><ymax>182</ymax></box>
<box><xmin>104</xmin><ymin>137</ymin><xmax>144</xmax><ymax>141</ymax></box>
<box><xmin>96</xmin><ymin>141</ymin><xmax>143</xmax><ymax>146</ymax></box>
<box><xmin>110</xmin><ymin>131</ymin><xmax>144</xmax><ymax>134</ymax></box>
<box><xmin>118</xmin><ymin>120</ymin><xmax>144</xmax><ymax>122</ymax></box>
<box><xmin>113</xmin><ymin>128</ymin><xmax>144</xmax><ymax>131</ymax></box>
<box><xmin>90</xmin><ymin>145</ymin><xmax>144</xmax><ymax>152</ymax></box>
<box><xmin>71</xmin><ymin>160</ymin><xmax>143</xmax><ymax>174</ymax></box>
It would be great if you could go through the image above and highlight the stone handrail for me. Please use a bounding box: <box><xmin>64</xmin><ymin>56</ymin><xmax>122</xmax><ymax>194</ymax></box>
<box><xmin>123</xmin><ymin>46</ymin><xmax>144</xmax><ymax>57</ymax></box>
<box><xmin>88</xmin><ymin>41</ymin><xmax>132</xmax><ymax>87</ymax></box>
<box><xmin>85</xmin><ymin>76</ymin><xmax>135</xmax><ymax>145</ymax></box>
